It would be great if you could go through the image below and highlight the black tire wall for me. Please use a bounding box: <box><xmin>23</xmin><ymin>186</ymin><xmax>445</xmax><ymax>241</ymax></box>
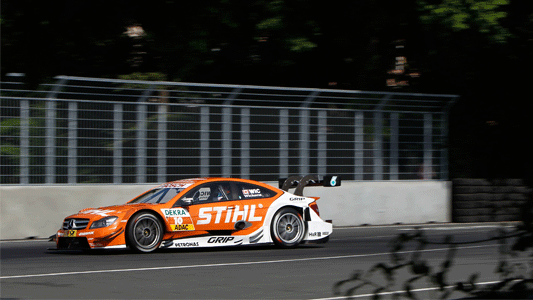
<box><xmin>452</xmin><ymin>179</ymin><xmax>531</xmax><ymax>223</ymax></box>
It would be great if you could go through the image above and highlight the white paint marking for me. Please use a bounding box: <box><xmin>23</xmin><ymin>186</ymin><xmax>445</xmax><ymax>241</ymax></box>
<box><xmin>0</xmin><ymin>239</ymin><xmax>49</xmax><ymax>243</ymax></box>
<box><xmin>311</xmin><ymin>280</ymin><xmax>502</xmax><ymax>300</ymax></box>
<box><xmin>0</xmin><ymin>244</ymin><xmax>495</xmax><ymax>280</ymax></box>
<box><xmin>399</xmin><ymin>225</ymin><xmax>513</xmax><ymax>231</ymax></box>
<box><xmin>334</xmin><ymin>223</ymin><xmax>515</xmax><ymax>231</ymax></box>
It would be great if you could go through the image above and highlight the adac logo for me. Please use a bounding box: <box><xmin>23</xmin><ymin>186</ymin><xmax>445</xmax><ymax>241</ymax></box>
<box><xmin>171</xmin><ymin>224</ymin><xmax>195</xmax><ymax>231</ymax></box>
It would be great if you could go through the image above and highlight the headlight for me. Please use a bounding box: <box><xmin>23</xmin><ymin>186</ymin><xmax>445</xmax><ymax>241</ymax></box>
<box><xmin>90</xmin><ymin>216</ymin><xmax>118</xmax><ymax>229</ymax></box>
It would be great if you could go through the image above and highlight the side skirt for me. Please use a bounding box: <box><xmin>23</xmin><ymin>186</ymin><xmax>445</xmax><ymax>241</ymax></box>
<box><xmin>160</xmin><ymin>229</ymin><xmax>266</xmax><ymax>249</ymax></box>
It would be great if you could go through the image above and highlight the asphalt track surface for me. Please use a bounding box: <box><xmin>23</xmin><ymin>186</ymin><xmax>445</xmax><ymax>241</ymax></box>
<box><xmin>1</xmin><ymin>223</ymin><xmax>525</xmax><ymax>299</ymax></box>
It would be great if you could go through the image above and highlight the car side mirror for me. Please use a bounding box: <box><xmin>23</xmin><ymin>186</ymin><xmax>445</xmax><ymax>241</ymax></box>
<box><xmin>174</xmin><ymin>198</ymin><xmax>193</xmax><ymax>207</ymax></box>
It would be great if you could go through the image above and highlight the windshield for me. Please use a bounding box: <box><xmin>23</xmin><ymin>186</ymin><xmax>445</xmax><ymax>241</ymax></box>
<box><xmin>129</xmin><ymin>188</ymin><xmax>185</xmax><ymax>204</ymax></box>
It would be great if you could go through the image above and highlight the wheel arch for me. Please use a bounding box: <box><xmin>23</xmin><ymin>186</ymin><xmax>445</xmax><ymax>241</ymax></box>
<box><xmin>125</xmin><ymin>209</ymin><xmax>167</xmax><ymax>247</ymax></box>
<box><xmin>270</xmin><ymin>205</ymin><xmax>308</xmax><ymax>247</ymax></box>
<box><xmin>274</xmin><ymin>205</ymin><xmax>304</xmax><ymax>217</ymax></box>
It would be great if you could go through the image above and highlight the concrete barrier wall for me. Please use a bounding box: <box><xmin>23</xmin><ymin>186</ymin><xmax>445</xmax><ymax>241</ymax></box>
<box><xmin>0</xmin><ymin>181</ymin><xmax>451</xmax><ymax>240</ymax></box>
<box><xmin>301</xmin><ymin>181</ymin><xmax>451</xmax><ymax>226</ymax></box>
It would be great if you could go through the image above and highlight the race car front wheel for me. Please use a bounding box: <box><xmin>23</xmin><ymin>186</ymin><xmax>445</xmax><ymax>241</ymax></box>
<box><xmin>271</xmin><ymin>208</ymin><xmax>305</xmax><ymax>248</ymax></box>
<box><xmin>127</xmin><ymin>212</ymin><xmax>163</xmax><ymax>253</ymax></box>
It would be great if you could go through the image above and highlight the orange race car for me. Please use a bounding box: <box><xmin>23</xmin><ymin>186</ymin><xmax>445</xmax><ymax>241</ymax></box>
<box><xmin>55</xmin><ymin>175</ymin><xmax>340</xmax><ymax>253</ymax></box>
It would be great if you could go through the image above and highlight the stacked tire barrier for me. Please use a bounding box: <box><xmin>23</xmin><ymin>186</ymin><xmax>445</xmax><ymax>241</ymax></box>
<box><xmin>453</xmin><ymin>179</ymin><xmax>531</xmax><ymax>223</ymax></box>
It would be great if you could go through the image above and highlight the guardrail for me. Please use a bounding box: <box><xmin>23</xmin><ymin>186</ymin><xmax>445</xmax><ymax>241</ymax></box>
<box><xmin>1</xmin><ymin>75</ymin><xmax>457</xmax><ymax>184</ymax></box>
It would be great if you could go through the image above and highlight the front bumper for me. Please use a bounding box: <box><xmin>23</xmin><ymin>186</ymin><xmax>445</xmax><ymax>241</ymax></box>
<box><xmin>56</xmin><ymin>227</ymin><xmax>126</xmax><ymax>250</ymax></box>
<box><xmin>57</xmin><ymin>237</ymin><xmax>91</xmax><ymax>250</ymax></box>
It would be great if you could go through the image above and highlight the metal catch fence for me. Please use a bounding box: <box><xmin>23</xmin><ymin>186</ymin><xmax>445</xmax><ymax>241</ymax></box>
<box><xmin>0</xmin><ymin>75</ymin><xmax>457</xmax><ymax>184</ymax></box>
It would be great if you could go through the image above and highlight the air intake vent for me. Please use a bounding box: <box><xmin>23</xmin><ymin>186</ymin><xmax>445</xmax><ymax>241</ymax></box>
<box><xmin>62</xmin><ymin>218</ymin><xmax>90</xmax><ymax>230</ymax></box>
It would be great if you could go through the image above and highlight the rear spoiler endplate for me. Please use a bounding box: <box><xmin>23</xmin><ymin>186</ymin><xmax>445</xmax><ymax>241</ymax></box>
<box><xmin>278</xmin><ymin>175</ymin><xmax>341</xmax><ymax>196</ymax></box>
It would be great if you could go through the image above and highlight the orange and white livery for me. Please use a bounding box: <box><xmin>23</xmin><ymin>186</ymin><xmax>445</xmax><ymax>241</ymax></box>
<box><xmin>55</xmin><ymin>176</ymin><xmax>339</xmax><ymax>253</ymax></box>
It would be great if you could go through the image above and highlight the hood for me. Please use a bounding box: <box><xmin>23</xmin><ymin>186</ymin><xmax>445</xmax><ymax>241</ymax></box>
<box><xmin>69</xmin><ymin>203</ymin><xmax>153</xmax><ymax>219</ymax></box>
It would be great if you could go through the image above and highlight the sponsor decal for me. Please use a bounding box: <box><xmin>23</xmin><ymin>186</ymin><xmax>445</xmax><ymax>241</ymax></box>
<box><xmin>171</xmin><ymin>224</ymin><xmax>195</xmax><ymax>231</ymax></box>
<box><xmin>158</xmin><ymin>182</ymin><xmax>193</xmax><ymax>188</ymax></box>
<box><xmin>162</xmin><ymin>208</ymin><xmax>190</xmax><ymax>217</ymax></box>
<box><xmin>174</xmin><ymin>242</ymin><xmax>199</xmax><ymax>247</ymax></box>
<box><xmin>78</xmin><ymin>231</ymin><xmax>94</xmax><ymax>236</ymax></box>
<box><xmin>208</xmin><ymin>237</ymin><xmax>235</xmax><ymax>244</ymax></box>
<box><xmin>197</xmin><ymin>187</ymin><xmax>211</xmax><ymax>201</ymax></box>
<box><xmin>82</xmin><ymin>209</ymin><xmax>115</xmax><ymax>217</ymax></box>
<box><xmin>196</xmin><ymin>205</ymin><xmax>263</xmax><ymax>225</ymax></box>
<box><xmin>242</xmin><ymin>189</ymin><xmax>262</xmax><ymax>198</ymax></box>
<box><xmin>289</xmin><ymin>197</ymin><xmax>306</xmax><ymax>201</ymax></box>
<box><xmin>309</xmin><ymin>232</ymin><xmax>322</xmax><ymax>237</ymax></box>
<box><xmin>67</xmin><ymin>230</ymin><xmax>77</xmax><ymax>237</ymax></box>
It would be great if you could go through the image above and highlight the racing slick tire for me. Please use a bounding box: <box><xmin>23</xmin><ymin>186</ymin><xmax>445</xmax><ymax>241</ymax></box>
<box><xmin>271</xmin><ymin>208</ymin><xmax>305</xmax><ymax>248</ymax></box>
<box><xmin>127</xmin><ymin>212</ymin><xmax>163</xmax><ymax>253</ymax></box>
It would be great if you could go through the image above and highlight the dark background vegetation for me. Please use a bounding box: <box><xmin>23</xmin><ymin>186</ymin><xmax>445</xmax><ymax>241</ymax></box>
<box><xmin>2</xmin><ymin>0</ymin><xmax>532</xmax><ymax>184</ymax></box>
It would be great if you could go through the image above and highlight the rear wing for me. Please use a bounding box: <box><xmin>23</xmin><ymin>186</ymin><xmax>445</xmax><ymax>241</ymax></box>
<box><xmin>278</xmin><ymin>175</ymin><xmax>341</xmax><ymax>196</ymax></box>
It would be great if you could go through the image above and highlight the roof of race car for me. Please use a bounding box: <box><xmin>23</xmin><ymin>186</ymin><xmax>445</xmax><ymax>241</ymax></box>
<box><xmin>156</xmin><ymin>178</ymin><xmax>207</xmax><ymax>188</ymax></box>
<box><xmin>155</xmin><ymin>177</ymin><xmax>281</xmax><ymax>190</ymax></box>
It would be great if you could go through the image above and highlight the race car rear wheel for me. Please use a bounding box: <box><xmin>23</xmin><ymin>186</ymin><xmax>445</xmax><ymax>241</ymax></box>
<box><xmin>127</xmin><ymin>212</ymin><xmax>163</xmax><ymax>253</ymax></box>
<box><xmin>271</xmin><ymin>208</ymin><xmax>305</xmax><ymax>248</ymax></box>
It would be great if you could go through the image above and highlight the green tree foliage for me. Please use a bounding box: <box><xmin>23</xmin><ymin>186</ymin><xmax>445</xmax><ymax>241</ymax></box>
<box><xmin>2</xmin><ymin>0</ymin><xmax>532</xmax><ymax>181</ymax></box>
<box><xmin>419</xmin><ymin>0</ymin><xmax>510</xmax><ymax>42</ymax></box>
<box><xmin>3</xmin><ymin>0</ymin><xmax>528</xmax><ymax>92</ymax></box>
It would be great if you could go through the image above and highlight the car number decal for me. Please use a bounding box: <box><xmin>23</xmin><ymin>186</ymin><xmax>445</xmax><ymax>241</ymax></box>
<box><xmin>161</xmin><ymin>208</ymin><xmax>195</xmax><ymax>231</ymax></box>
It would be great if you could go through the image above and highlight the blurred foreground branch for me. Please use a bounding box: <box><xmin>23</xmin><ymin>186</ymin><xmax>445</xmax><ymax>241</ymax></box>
<box><xmin>334</xmin><ymin>192</ymin><xmax>533</xmax><ymax>299</ymax></box>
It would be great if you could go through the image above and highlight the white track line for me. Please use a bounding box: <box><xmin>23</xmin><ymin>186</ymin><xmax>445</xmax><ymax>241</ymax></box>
<box><xmin>311</xmin><ymin>280</ymin><xmax>501</xmax><ymax>299</ymax></box>
<box><xmin>334</xmin><ymin>224</ymin><xmax>512</xmax><ymax>230</ymax></box>
<box><xmin>0</xmin><ymin>244</ymin><xmax>495</xmax><ymax>280</ymax></box>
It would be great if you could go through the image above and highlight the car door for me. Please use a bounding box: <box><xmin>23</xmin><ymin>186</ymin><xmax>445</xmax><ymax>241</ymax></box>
<box><xmin>233</xmin><ymin>182</ymin><xmax>279</xmax><ymax>229</ymax></box>
<box><xmin>178</xmin><ymin>181</ymin><xmax>243</xmax><ymax>231</ymax></box>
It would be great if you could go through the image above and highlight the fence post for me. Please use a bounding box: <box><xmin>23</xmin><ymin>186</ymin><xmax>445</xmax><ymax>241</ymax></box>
<box><xmin>300</xmin><ymin>91</ymin><xmax>319</xmax><ymax>175</ymax></box>
<box><xmin>68</xmin><ymin>101</ymin><xmax>77</xmax><ymax>184</ymax></box>
<box><xmin>374</xmin><ymin>95</ymin><xmax>391</xmax><ymax>180</ymax></box>
<box><xmin>390</xmin><ymin>112</ymin><xmax>399</xmax><ymax>180</ymax></box>
<box><xmin>45</xmin><ymin>101</ymin><xmax>55</xmax><ymax>184</ymax></box>
<box><xmin>200</xmin><ymin>106</ymin><xmax>210</xmax><ymax>177</ymax></box>
<box><xmin>374</xmin><ymin>110</ymin><xmax>383</xmax><ymax>180</ymax></box>
<box><xmin>113</xmin><ymin>103</ymin><xmax>123</xmax><ymax>184</ymax></box>
<box><xmin>240</xmin><ymin>107</ymin><xmax>250</xmax><ymax>179</ymax></box>
<box><xmin>20</xmin><ymin>100</ymin><xmax>30</xmax><ymax>184</ymax></box>
<box><xmin>279</xmin><ymin>109</ymin><xmax>289</xmax><ymax>178</ymax></box>
<box><xmin>423</xmin><ymin>113</ymin><xmax>432</xmax><ymax>180</ymax></box>
<box><xmin>354</xmin><ymin>111</ymin><xmax>364</xmax><ymax>180</ymax></box>
<box><xmin>222</xmin><ymin>88</ymin><xmax>242</xmax><ymax>177</ymax></box>
<box><xmin>318</xmin><ymin>110</ymin><xmax>327</xmax><ymax>175</ymax></box>
<box><xmin>44</xmin><ymin>78</ymin><xmax>66</xmax><ymax>184</ymax></box>
<box><xmin>158</xmin><ymin>103</ymin><xmax>167</xmax><ymax>183</ymax></box>
<box><xmin>137</xmin><ymin>86</ymin><xmax>153</xmax><ymax>183</ymax></box>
